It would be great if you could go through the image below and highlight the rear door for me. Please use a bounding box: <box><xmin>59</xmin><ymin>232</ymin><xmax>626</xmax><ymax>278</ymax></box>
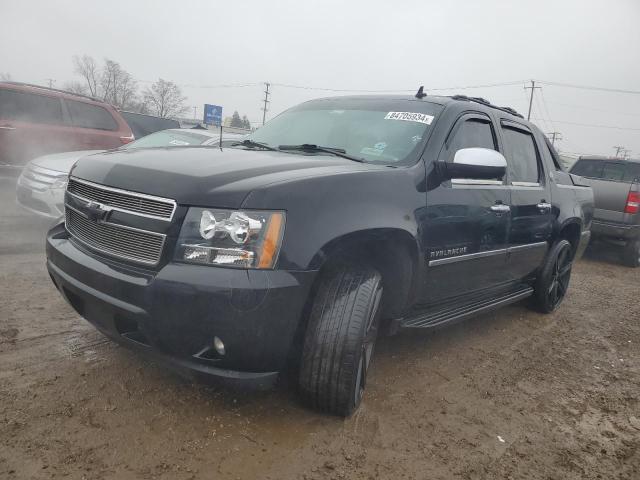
<box><xmin>0</xmin><ymin>88</ymin><xmax>75</xmax><ymax>166</ymax></box>
<box><xmin>423</xmin><ymin>112</ymin><xmax>511</xmax><ymax>303</ymax></box>
<box><xmin>499</xmin><ymin>121</ymin><xmax>553</xmax><ymax>281</ymax></box>
<box><xmin>65</xmin><ymin>99</ymin><xmax>125</xmax><ymax>150</ymax></box>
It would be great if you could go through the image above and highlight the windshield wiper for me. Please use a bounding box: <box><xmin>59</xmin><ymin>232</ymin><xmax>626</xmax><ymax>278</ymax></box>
<box><xmin>230</xmin><ymin>139</ymin><xmax>280</xmax><ymax>152</ymax></box>
<box><xmin>278</xmin><ymin>144</ymin><xmax>365</xmax><ymax>163</ymax></box>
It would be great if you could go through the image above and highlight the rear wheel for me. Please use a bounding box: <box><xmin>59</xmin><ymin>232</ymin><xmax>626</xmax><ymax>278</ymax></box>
<box><xmin>623</xmin><ymin>239</ymin><xmax>640</xmax><ymax>267</ymax></box>
<box><xmin>298</xmin><ymin>264</ymin><xmax>382</xmax><ymax>416</ymax></box>
<box><xmin>532</xmin><ymin>240</ymin><xmax>573</xmax><ymax>313</ymax></box>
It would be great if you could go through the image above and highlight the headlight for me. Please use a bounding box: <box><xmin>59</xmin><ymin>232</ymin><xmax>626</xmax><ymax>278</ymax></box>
<box><xmin>175</xmin><ymin>208</ymin><xmax>285</xmax><ymax>269</ymax></box>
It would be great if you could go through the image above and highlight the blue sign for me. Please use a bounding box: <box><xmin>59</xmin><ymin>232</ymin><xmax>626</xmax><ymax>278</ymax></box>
<box><xmin>203</xmin><ymin>104</ymin><xmax>222</xmax><ymax>126</ymax></box>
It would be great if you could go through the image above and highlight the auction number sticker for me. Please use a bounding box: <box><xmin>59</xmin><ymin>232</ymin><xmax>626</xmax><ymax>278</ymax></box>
<box><xmin>384</xmin><ymin>111</ymin><xmax>434</xmax><ymax>125</ymax></box>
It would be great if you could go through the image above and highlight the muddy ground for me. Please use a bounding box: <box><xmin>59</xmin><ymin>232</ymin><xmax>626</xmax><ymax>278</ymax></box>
<box><xmin>1</xmin><ymin>176</ymin><xmax>638</xmax><ymax>480</ymax></box>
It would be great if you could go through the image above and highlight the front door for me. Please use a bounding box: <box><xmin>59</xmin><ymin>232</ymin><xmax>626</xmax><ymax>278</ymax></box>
<box><xmin>423</xmin><ymin>113</ymin><xmax>511</xmax><ymax>304</ymax></box>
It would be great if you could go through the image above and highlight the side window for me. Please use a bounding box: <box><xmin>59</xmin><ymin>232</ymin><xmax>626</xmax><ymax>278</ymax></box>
<box><xmin>624</xmin><ymin>163</ymin><xmax>640</xmax><ymax>183</ymax></box>
<box><xmin>602</xmin><ymin>162</ymin><xmax>626</xmax><ymax>182</ymax></box>
<box><xmin>441</xmin><ymin>117</ymin><xmax>497</xmax><ymax>162</ymax></box>
<box><xmin>501</xmin><ymin>126</ymin><xmax>540</xmax><ymax>184</ymax></box>
<box><xmin>0</xmin><ymin>89</ymin><xmax>64</xmax><ymax>125</ymax></box>
<box><xmin>570</xmin><ymin>159</ymin><xmax>604</xmax><ymax>178</ymax></box>
<box><xmin>66</xmin><ymin>100</ymin><xmax>118</xmax><ymax>131</ymax></box>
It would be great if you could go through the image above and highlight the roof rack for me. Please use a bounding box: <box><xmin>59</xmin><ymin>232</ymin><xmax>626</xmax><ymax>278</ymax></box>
<box><xmin>451</xmin><ymin>94</ymin><xmax>524</xmax><ymax>119</ymax></box>
<box><xmin>0</xmin><ymin>81</ymin><xmax>105</xmax><ymax>104</ymax></box>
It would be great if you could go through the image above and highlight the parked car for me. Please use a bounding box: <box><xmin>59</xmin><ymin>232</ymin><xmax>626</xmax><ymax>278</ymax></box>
<box><xmin>46</xmin><ymin>92</ymin><xmax>593</xmax><ymax>416</ymax></box>
<box><xmin>0</xmin><ymin>82</ymin><xmax>133</xmax><ymax>168</ymax></box>
<box><xmin>570</xmin><ymin>156</ymin><xmax>640</xmax><ymax>266</ymax></box>
<box><xmin>16</xmin><ymin>128</ymin><xmax>245</xmax><ymax>218</ymax></box>
<box><xmin>120</xmin><ymin>111</ymin><xmax>180</xmax><ymax>139</ymax></box>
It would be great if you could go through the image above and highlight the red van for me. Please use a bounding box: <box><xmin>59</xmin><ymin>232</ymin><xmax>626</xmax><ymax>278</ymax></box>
<box><xmin>0</xmin><ymin>82</ymin><xmax>133</xmax><ymax>167</ymax></box>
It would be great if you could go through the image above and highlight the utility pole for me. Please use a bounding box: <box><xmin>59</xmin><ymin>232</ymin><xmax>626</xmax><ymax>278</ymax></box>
<box><xmin>192</xmin><ymin>106</ymin><xmax>197</xmax><ymax>120</ymax></box>
<box><xmin>46</xmin><ymin>78</ymin><xmax>55</xmax><ymax>88</ymax></box>
<box><xmin>547</xmin><ymin>131</ymin><xmax>563</xmax><ymax>146</ymax></box>
<box><xmin>261</xmin><ymin>82</ymin><xmax>270</xmax><ymax>125</ymax></box>
<box><xmin>524</xmin><ymin>80</ymin><xmax>540</xmax><ymax>121</ymax></box>
<box><xmin>613</xmin><ymin>146</ymin><xmax>625</xmax><ymax>158</ymax></box>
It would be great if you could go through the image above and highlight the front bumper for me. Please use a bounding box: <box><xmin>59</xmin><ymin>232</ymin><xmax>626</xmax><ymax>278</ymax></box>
<box><xmin>46</xmin><ymin>223</ymin><xmax>317</xmax><ymax>388</ymax></box>
<box><xmin>591</xmin><ymin>220</ymin><xmax>640</xmax><ymax>241</ymax></box>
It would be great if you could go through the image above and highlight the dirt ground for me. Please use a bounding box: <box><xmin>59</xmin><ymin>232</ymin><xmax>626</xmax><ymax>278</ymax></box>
<box><xmin>1</xmin><ymin>176</ymin><xmax>639</xmax><ymax>480</ymax></box>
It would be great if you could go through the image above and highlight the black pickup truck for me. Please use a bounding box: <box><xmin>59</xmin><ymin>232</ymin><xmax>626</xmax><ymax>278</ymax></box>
<box><xmin>46</xmin><ymin>92</ymin><xmax>593</xmax><ymax>416</ymax></box>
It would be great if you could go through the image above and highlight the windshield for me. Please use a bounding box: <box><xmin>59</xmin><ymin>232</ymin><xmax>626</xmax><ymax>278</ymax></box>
<box><xmin>247</xmin><ymin>101</ymin><xmax>442</xmax><ymax>165</ymax></box>
<box><xmin>121</xmin><ymin>130</ymin><xmax>212</xmax><ymax>149</ymax></box>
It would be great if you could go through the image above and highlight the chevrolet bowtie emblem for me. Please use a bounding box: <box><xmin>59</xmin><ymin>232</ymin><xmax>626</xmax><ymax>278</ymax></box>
<box><xmin>83</xmin><ymin>200</ymin><xmax>110</xmax><ymax>221</ymax></box>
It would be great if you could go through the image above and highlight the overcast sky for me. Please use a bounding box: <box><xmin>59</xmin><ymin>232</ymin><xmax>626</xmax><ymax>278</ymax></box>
<box><xmin>2</xmin><ymin>0</ymin><xmax>639</xmax><ymax>157</ymax></box>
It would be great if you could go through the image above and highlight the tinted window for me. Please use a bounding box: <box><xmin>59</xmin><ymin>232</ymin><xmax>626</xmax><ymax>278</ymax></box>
<box><xmin>0</xmin><ymin>89</ymin><xmax>64</xmax><ymax>125</ymax></box>
<box><xmin>602</xmin><ymin>162</ymin><xmax>626</xmax><ymax>181</ymax></box>
<box><xmin>66</xmin><ymin>100</ymin><xmax>118</xmax><ymax>131</ymax></box>
<box><xmin>570</xmin><ymin>159</ymin><xmax>604</xmax><ymax>178</ymax></box>
<box><xmin>624</xmin><ymin>163</ymin><xmax>640</xmax><ymax>183</ymax></box>
<box><xmin>442</xmin><ymin>118</ymin><xmax>496</xmax><ymax>161</ymax></box>
<box><xmin>501</xmin><ymin>126</ymin><xmax>540</xmax><ymax>183</ymax></box>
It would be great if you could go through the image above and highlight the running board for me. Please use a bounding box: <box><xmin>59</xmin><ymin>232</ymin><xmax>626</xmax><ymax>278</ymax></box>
<box><xmin>400</xmin><ymin>286</ymin><xmax>534</xmax><ymax>329</ymax></box>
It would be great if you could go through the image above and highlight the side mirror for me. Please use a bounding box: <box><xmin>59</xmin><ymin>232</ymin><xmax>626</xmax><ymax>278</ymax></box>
<box><xmin>438</xmin><ymin>148</ymin><xmax>507</xmax><ymax>181</ymax></box>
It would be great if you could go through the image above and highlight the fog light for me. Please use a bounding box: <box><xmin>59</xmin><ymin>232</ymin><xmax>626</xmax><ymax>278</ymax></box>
<box><xmin>213</xmin><ymin>336</ymin><xmax>225</xmax><ymax>356</ymax></box>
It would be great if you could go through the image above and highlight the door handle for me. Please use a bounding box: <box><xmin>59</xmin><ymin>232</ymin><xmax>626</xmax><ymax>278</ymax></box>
<box><xmin>490</xmin><ymin>204</ymin><xmax>511</xmax><ymax>214</ymax></box>
<box><xmin>537</xmin><ymin>202</ymin><xmax>552</xmax><ymax>213</ymax></box>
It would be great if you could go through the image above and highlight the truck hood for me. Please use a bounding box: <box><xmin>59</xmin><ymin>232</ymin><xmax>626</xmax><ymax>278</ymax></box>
<box><xmin>69</xmin><ymin>146</ymin><xmax>380</xmax><ymax>208</ymax></box>
<box><xmin>31</xmin><ymin>150</ymin><xmax>106</xmax><ymax>173</ymax></box>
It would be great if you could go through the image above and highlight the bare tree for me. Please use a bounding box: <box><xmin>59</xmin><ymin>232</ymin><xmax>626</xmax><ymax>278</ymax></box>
<box><xmin>72</xmin><ymin>55</ymin><xmax>100</xmax><ymax>97</ymax></box>
<box><xmin>63</xmin><ymin>81</ymin><xmax>89</xmax><ymax>95</ymax></box>
<box><xmin>101</xmin><ymin>59</ymin><xmax>138</xmax><ymax>110</ymax></box>
<box><xmin>0</xmin><ymin>72</ymin><xmax>11</xmax><ymax>81</ymax></box>
<box><xmin>143</xmin><ymin>79</ymin><xmax>188</xmax><ymax>118</ymax></box>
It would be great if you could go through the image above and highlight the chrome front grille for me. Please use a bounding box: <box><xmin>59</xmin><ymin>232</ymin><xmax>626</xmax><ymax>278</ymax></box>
<box><xmin>67</xmin><ymin>177</ymin><xmax>176</xmax><ymax>220</ymax></box>
<box><xmin>65</xmin><ymin>207</ymin><xmax>166</xmax><ymax>266</ymax></box>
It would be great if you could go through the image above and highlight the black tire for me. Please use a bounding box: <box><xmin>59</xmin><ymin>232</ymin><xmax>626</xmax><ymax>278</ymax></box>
<box><xmin>623</xmin><ymin>239</ymin><xmax>640</xmax><ymax>268</ymax></box>
<box><xmin>298</xmin><ymin>264</ymin><xmax>382</xmax><ymax>416</ymax></box>
<box><xmin>532</xmin><ymin>239</ymin><xmax>573</xmax><ymax>314</ymax></box>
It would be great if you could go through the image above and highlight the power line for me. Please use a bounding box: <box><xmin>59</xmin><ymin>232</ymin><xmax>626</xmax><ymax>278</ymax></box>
<box><xmin>136</xmin><ymin>79</ymin><xmax>261</xmax><ymax>89</ymax></box>
<box><xmin>533</xmin><ymin>93</ymin><xmax>551</xmax><ymax>132</ymax></box>
<box><xmin>533</xmin><ymin>118</ymin><xmax>640</xmax><ymax>132</ymax></box>
<box><xmin>269</xmin><ymin>80</ymin><xmax>526</xmax><ymax>94</ymax></box>
<box><xmin>537</xmin><ymin>80</ymin><xmax>640</xmax><ymax>95</ymax></box>
<box><xmin>538</xmin><ymin>88</ymin><xmax>559</xmax><ymax>132</ymax></box>
<box><xmin>539</xmin><ymin>100</ymin><xmax>640</xmax><ymax>118</ymax></box>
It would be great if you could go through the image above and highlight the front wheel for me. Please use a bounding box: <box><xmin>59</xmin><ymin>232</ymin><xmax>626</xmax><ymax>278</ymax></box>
<box><xmin>531</xmin><ymin>239</ymin><xmax>573</xmax><ymax>314</ymax></box>
<box><xmin>298</xmin><ymin>264</ymin><xmax>382</xmax><ymax>416</ymax></box>
<box><xmin>623</xmin><ymin>239</ymin><xmax>640</xmax><ymax>268</ymax></box>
